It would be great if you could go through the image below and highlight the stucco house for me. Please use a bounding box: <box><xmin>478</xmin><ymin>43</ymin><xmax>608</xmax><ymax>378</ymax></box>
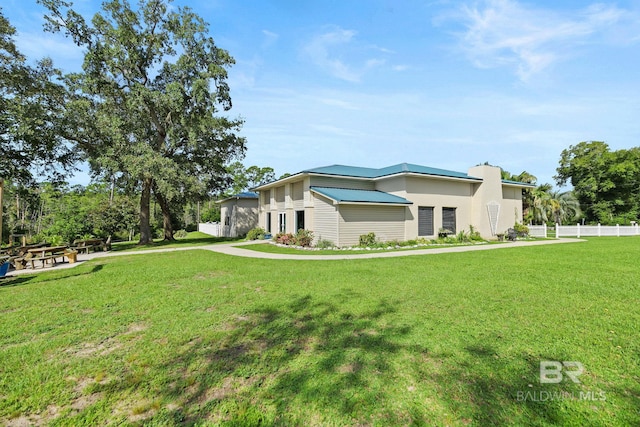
<box><xmin>217</xmin><ymin>191</ymin><xmax>259</xmax><ymax>238</ymax></box>
<box><xmin>253</xmin><ymin>163</ymin><xmax>533</xmax><ymax>247</ymax></box>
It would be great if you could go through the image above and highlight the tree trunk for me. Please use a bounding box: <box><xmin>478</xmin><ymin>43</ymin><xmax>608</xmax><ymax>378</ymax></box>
<box><xmin>138</xmin><ymin>177</ymin><xmax>154</xmax><ymax>245</ymax></box>
<box><xmin>154</xmin><ymin>189</ymin><xmax>175</xmax><ymax>241</ymax></box>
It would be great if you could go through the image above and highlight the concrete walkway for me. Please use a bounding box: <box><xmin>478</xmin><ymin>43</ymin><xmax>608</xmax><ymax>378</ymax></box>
<box><xmin>4</xmin><ymin>238</ymin><xmax>583</xmax><ymax>276</ymax></box>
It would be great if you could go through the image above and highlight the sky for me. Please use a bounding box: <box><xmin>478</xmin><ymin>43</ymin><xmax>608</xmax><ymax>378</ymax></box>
<box><xmin>4</xmin><ymin>0</ymin><xmax>640</xmax><ymax>188</ymax></box>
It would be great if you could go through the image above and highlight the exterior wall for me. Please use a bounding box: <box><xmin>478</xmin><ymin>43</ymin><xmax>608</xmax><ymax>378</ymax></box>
<box><xmin>468</xmin><ymin>165</ymin><xmax>523</xmax><ymax>237</ymax></box>
<box><xmin>235</xmin><ymin>199</ymin><xmax>259</xmax><ymax>237</ymax></box>
<box><xmin>256</xmin><ymin>165</ymin><xmax>525</xmax><ymax>243</ymax></box>
<box><xmin>220</xmin><ymin>198</ymin><xmax>258</xmax><ymax>237</ymax></box>
<box><xmin>374</xmin><ymin>175</ymin><xmax>478</xmax><ymax>240</ymax></box>
<box><xmin>391</xmin><ymin>176</ymin><xmax>474</xmax><ymax>239</ymax></box>
<box><xmin>312</xmin><ymin>194</ymin><xmax>338</xmax><ymax>244</ymax></box>
<box><xmin>338</xmin><ymin>204</ymin><xmax>406</xmax><ymax>247</ymax></box>
<box><xmin>292</xmin><ymin>181</ymin><xmax>304</xmax><ymax>210</ymax></box>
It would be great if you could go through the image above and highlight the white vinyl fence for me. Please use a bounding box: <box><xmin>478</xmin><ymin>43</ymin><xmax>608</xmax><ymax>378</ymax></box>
<box><xmin>528</xmin><ymin>223</ymin><xmax>640</xmax><ymax>238</ymax></box>
<box><xmin>199</xmin><ymin>222</ymin><xmax>223</xmax><ymax>237</ymax></box>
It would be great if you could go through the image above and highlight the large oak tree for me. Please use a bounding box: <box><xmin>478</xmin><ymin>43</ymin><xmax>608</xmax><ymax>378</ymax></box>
<box><xmin>40</xmin><ymin>0</ymin><xmax>246</xmax><ymax>243</ymax></box>
<box><xmin>0</xmin><ymin>10</ymin><xmax>77</xmax><ymax>244</ymax></box>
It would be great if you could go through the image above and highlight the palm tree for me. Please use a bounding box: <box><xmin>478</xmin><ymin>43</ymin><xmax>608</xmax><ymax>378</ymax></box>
<box><xmin>548</xmin><ymin>190</ymin><xmax>581</xmax><ymax>225</ymax></box>
<box><xmin>528</xmin><ymin>184</ymin><xmax>552</xmax><ymax>224</ymax></box>
<box><xmin>501</xmin><ymin>170</ymin><xmax>538</xmax><ymax>222</ymax></box>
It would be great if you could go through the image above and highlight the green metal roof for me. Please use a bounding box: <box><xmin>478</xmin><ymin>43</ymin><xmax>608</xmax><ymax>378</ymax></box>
<box><xmin>310</xmin><ymin>186</ymin><xmax>412</xmax><ymax>205</ymax></box>
<box><xmin>217</xmin><ymin>191</ymin><xmax>259</xmax><ymax>203</ymax></box>
<box><xmin>304</xmin><ymin>163</ymin><xmax>481</xmax><ymax>181</ymax></box>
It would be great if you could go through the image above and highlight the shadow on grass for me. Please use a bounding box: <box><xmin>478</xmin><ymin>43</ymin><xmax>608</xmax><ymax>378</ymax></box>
<box><xmin>82</xmin><ymin>294</ymin><xmax>627</xmax><ymax>425</ymax></box>
<box><xmin>110</xmin><ymin>236</ymin><xmax>242</xmax><ymax>252</ymax></box>
<box><xmin>86</xmin><ymin>294</ymin><xmax>414</xmax><ymax>424</ymax></box>
<box><xmin>422</xmin><ymin>343</ymin><xmax>616</xmax><ymax>426</ymax></box>
<box><xmin>0</xmin><ymin>264</ymin><xmax>105</xmax><ymax>288</ymax></box>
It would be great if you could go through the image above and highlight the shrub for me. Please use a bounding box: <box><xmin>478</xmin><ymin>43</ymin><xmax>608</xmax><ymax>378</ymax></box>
<box><xmin>359</xmin><ymin>232</ymin><xmax>377</xmax><ymax>247</ymax></box>
<box><xmin>513</xmin><ymin>223</ymin><xmax>529</xmax><ymax>237</ymax></box>
<box><xmin>294</xmin><ymin>229</ymin><xmax>314</xmax><ymax>247</ymax></box>
<box><xmin>174</xmin><ymin>229</ymin><xmax>188</xmax><ymax>239</ymax></box>
<box><xmin>247</xmin><ymin>227</ymin><xmax>265</xmax><ymax>240</ymax></box>
<box><xmin>315</xmin><ymin>238</ymin><xmax>334</xmax><ymax>249</ymax></box>
<box><xmin>468</xmin><ymin>225</ymin><xmax>484</xmax><ymax>241</ymax></box>
<box><xmin>455</xmin><ymin>230</ymin><xmax>469</xmax><ymax>243</ymax></box>
<box><xmin>275</xmin><ymin>232</ymin><xmax>295</xmax><ymax>245</ymax></box>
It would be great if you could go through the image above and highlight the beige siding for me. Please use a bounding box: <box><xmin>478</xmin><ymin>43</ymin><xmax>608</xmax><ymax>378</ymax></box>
<box><xmin>312</xmin><ymin>194</ymin><xmax>338</xmax><ymax>245</ymax></box>
<box><xmin>261</xmin><ymin>191</ymin><xmax>270</xmax><ymax>210</ymax></box>
<box><xmin>292</xmin><ymin>181</ymin><xmax>304</xmax><ymax>210</ymax></box>
<box><xmin>310</xmin><ymin>176</ymin><xmax>375</xmax><ymax>190</ymax></box>
<box><xmin>338</xmin><ymin>205</ymin><xmax>405</xmax><ymax>247</ymax></box>
<box><xmin>235</xmin><ymin>199</ymin><xmax>258</xmax><ymax>236</ymax></box>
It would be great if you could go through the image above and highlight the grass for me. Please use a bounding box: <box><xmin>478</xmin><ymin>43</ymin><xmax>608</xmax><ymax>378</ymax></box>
<box><xmin>0</xmin><ymin>237</ymin><xmax>639</xmax><ymax>425</ymax></box>
<box><xmin>110</xmin><ymin>232</ymin><xmax>241</xmax><ymax>252</ymax></box>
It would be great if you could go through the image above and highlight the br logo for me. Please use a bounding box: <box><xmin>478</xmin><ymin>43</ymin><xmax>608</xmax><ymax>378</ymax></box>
<box><xmin>539</xmin><ymin>361</ymin><xmax>584</xmax><ymax>384</ymax></box>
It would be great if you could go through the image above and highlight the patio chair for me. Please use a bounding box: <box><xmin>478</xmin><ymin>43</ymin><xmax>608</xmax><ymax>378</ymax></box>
<box><xmin>0</xmin><ymin>261</ymin><xmax>9</xmax><ymax>278</ymax></box>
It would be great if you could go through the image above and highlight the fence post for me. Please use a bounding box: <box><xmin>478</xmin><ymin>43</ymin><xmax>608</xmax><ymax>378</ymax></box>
<box><xmin>617</xmin><ymin>224</ymin><xmax>620</xmax><ymax>237</ymax></box>
<box><xmin>636</xmin><ymin>223</ymin><xmax>639</xmax><ymax>236</ymax></box>
<box><xmin>555</xmin><ymin>223</ymin><xmax>559</xmax><ymax>238</ymax></box>
<box><xmin>598</xmin><ymin>223</ymin><xmax>601</xmax><ymax>237</ymax></box>
<box><xmin>544</xmin><ymin>223</ymin><xmax>547</xmax><ymax>238</ymax></box>
<box><xmin>577</xmin><ymin>223</ymin><xmax>581</xmax><ymax>238</ymax></box>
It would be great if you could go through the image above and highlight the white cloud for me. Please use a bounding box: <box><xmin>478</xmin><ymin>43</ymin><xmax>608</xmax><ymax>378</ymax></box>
<box><xmin>15</xmin><ymin>31</ymin><xmax>84</xmax><ymax>67</ymax></box>
<box><xmin>261</xmin><ymin>29</ymin><xmax>279</xmax><ymax>48</ymax></box>
<box><xmin>302</xmin><ymin>27</ymin><xmax>390</xmax><ymax>82</ymax></box>
<box><xmin>453</xmin><ymin>0</ymin><xmax>633</xmax><ymax>81</ymax></box>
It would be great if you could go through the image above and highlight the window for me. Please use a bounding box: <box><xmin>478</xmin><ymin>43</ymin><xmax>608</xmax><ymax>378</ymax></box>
<box><xmin>266</xmin><ymin>212</ymin><xmax>272</xmax><ymax>233</ymax></box>
<box><xmin>418</xmin><ymin>207</ymin><xmax>434</xmax><ymax>236</ymax></box>
<box><xmin>442</xmin><ymin>207</ymin><xmax>456</xmax><ymax>234</ymax></box>
<box><xmin>295</xmin><ymin>210</ymin><xmax>305</xmax><ymax>231</ymax></box>
<box><xmin>224</xmin><ymin>216</ymin><xmax>230</xmax><ymax>226</ymax></box>
<box><xmin>278</xmin><ymin>212</ymin><xmax>286</xmax><ymax>233</ymax></box>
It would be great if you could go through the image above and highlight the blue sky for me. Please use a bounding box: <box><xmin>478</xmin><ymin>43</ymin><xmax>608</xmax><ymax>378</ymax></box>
<box><xmin>4</xmin><ymin>0</ymin><xmax>640</xmax><ymax>188</ymax></box>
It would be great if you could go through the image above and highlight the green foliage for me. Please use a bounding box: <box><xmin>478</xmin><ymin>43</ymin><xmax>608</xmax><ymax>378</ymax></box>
<box><xmin>225</xmin><ymin>162</ymin><xmax>276</xmax><ymax>196</ymax></box>
<box><xmin>358</xmin><ymin>232</ymin><xmax>377</xmax><ymax>247</ymax></box>
<box><xmin>294</xmin><ymin>229</ymin><xmax>314</xmax><ymax>247</ymax></box>
<box><xmin>513</xmin><ymin>222</ymin><xmax>529</xmax><ymax>237</ymax></box>
<box><xmin>555</xmin><ymin>141</ymin><xmax>640</xmax><ymax>224</ymax></box>
<box><xmin>199</xmin><ymin>204</ymin><xmax>220</xmax><ymax>223</ymax></box>
<box><xmin>40</xmin><ymin>0</ymin><xmax>246</xmax><ymax>243</ymax></box>
<box><xmin>174</xmin><ymin>229</ymin><xmax>188</xmax><ymax>239</ymax></box>
<box><xmin>246</xmin><ymin>227</ymin><xmax>265</xmax><ymax>241</ymax></box>
<box><xmin>468</xmin><ymin>225</ymin><xmax>484</xmax><ymax>242</ymax></box>
<box><xmin>314</xmin><ymin>238</ymin><xmax>334</xmax><ymax>249</ymax></box>
<box><xmin>0</xmin><ymin>11</ymin><xmax>77</xmax><ymax>185</ymax></box>
<box><xmin>455</xmin><ymin>230</ymin><xmax>469</xmax><ymax>243</ymax></box>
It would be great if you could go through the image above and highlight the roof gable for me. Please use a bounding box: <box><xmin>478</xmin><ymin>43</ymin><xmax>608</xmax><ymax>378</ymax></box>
<box><xmin>303</xmin><ymin>162</ymin><xmax>480</xmax><ymax>181</ymax></box>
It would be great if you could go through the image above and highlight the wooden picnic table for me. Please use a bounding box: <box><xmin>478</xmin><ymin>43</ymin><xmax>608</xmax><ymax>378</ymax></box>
<box><xmin>25</xmin><ymin>245</ymin><xmax>73</xmax><ymax>269</ymax></box>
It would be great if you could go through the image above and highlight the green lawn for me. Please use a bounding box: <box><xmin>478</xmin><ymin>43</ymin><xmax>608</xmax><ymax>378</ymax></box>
<box><xmin>0</xmin><ymin>237</ymin><xmax>638</xmax><ymax>426</ymax></box>
<box><xmin>110</xmin><ymin>232</ymin><xmax>241</xmax><ymax>252</ymax></box>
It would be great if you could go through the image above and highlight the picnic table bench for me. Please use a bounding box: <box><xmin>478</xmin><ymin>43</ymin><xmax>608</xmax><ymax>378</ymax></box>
<box><xmin>73</xmin><ymin>239</ymin><xmax>108</xmax><ymax>254</ymax></box>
